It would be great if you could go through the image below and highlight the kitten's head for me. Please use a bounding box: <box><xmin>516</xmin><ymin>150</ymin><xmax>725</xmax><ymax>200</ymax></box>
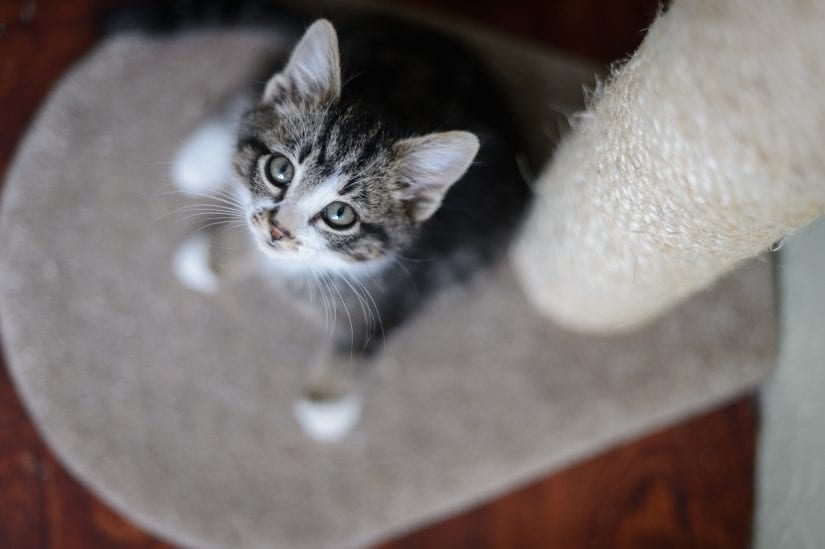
<box><xmin>234</xmin><ymin>19</ymin><xmax>479</xmax><ymax>273</ymax></box>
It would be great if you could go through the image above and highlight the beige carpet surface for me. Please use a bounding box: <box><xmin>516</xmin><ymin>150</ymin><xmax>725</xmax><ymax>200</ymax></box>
<box><xmin>0</xmin><ymin>28</ymin><xmax>775</xmax><ymax>549</ymax></box>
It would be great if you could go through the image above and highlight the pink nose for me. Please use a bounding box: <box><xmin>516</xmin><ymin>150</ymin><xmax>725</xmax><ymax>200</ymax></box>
<box><xmin>270</xmin><ymin>222</ymin><xmax>291</xmax><ymax>241</ymax></box>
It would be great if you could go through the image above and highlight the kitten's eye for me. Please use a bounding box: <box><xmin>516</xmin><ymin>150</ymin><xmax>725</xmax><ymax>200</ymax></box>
<box><xmin>321</xmin><ymin>202</ymin><xmax>357</xmax><ymax>229</ymax></box>
<box><xmin>265</xmin><ymin>154</ymin><xmax>294</xmax><ymax>186</ymax></box>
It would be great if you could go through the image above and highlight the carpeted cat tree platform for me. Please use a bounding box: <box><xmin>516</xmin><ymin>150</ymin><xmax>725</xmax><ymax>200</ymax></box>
<box><xmin>0</xmin><ymin>9</ymin><xmax>781</xmax><ymax>549</ymax></box>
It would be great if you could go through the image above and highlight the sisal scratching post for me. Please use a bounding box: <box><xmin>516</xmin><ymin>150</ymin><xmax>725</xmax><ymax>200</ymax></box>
<box><xmin>513</xmin><ymin>0</ymin><xmax>825</xmax><ymax>332</ymax></box>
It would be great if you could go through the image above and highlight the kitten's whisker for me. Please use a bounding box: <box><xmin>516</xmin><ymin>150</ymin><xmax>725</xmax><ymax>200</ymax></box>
<box><xmin>295</xmin><ymin>261</ymin><xmax>315</xmax><ymax>336</ymax></box>
<box><xmin>166</xmin><ymin>207</ymin><xmax>241</xmax><ymax>219</ymax></box>
<box><xmin>152</xmin><ymin>203</ymin><xmax>231</xmax><ymax>222</ymax></box>
<box><xmin>336</xmin><ymin>272</ymin><xmax>373</xmax><ymax>329</ymax></box>
<box><xmin>389</xmin><ymin>256</ymin><xmax>415</xmax><ymax>285</ymax></box>
<box><xmin>514</xmin><ymin>153</ymin><xmax>537</xmax><ymax>193</ymax></box>
<box><xmin>214</xmin><ymin>222</ymin><xmax>250</xmax><ymax>236</ymax></box>
<box><xmin>168</xmin><ymin>206</ymin><xmax>237</xmax><ymax>215</ymax></box>
<box><xmin>173</xmin><ymin>212</ymin><xmax>238</xmax><ymax>225</ymax></box>
<box><xmin>313</xmin><ymin>270</ymin><xmax>333</xmax><ymax>337</ymax></box>
<box><xmin>340</xmin><ymin>69</ymin><xmax>366</xmax><ymax>92</ymax></box>
<box><xmin>326</xmin><ymin>273</ymin><xmax>355</xmax><ymax>364</ymax></box>
<box><xmin>336</xmin><ymin>273</ymin><xmax>371</xmax><ymax>336</ymax></box>
<box><xmin>319</xmin><ymin>272</ymin><xmax>339</xmax><ymax>344</ymax></box>
<box><xmin>163</xmin><ymin>211</ymin><xmax>226</xmax><ymax>224</ymax></box>
<box><xmin>337</xmin><ymin>272</ymin><xmax>378</xmax><ymax>349</ymax></box>
<box><xmin>155</xmin><ymin>189</ymin><xmax>246</xmax><ymax>211</ymax></box>
<box><xmin>342</xmin><ymin>271</ymin><xmax>384</xmax><ymax>350</ymax></box>
<box><xmin>213</xmin><ymin>184</ymin><xmax>248</xmax><ymax>205</ymax></box>
<box><xmin>192</xmin><ymin>218</ymin><xmax>250</xmax><ymax>233</ymax></box>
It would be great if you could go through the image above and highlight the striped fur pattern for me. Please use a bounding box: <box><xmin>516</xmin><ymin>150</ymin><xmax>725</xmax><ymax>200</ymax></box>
<box><xmin>231</xmin><ymin>14</ymin><xmax>530</xmax><ymax>360</ymax></box>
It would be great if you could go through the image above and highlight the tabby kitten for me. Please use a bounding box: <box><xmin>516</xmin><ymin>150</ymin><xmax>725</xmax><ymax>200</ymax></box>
<box><xmin>173</xmin><ymin>15</ymin><xmax>530</xmax><ymax>441</ymax></box>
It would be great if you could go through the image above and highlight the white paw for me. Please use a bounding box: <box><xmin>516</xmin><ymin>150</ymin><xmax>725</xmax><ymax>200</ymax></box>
<box><xmin>172</xmin><ymin>232</ymin><xmax>219</xmax><ymax>294</ymax></box>
<box><xmin>293</xmin><ymin>393</ymin><xmax>363</xmax><ymax>443</ymax></box>
<box><xmin>171</xmin><ymin>120</ymin><xmax>235</xmax><ymax>195</ymax></box>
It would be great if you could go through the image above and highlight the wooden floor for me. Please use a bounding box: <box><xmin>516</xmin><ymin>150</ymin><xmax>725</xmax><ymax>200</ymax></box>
<box><xmin>0</xmin><ymin>1</ymin><xmax>755</xmax><ymax>547</ymax></box>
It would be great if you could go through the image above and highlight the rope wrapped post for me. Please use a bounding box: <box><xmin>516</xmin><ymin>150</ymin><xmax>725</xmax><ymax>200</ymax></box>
<box><xmin>513</xmin><ymin>0</ymin><xmax>825</xmax><ymax>332</ymax></box>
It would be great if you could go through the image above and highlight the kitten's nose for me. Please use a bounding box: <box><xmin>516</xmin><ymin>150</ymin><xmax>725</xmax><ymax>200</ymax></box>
<box><xmin>270</xmin><ymin>220</ymin><xmax>292</xmax><ymax>241</ymax></box>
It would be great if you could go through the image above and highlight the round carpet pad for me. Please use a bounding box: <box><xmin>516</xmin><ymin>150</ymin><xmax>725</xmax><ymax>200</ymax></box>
<box><xmin>0</xmin><ymin>28</ymin><xmax>775</xmax><ymax>549</ymax></box>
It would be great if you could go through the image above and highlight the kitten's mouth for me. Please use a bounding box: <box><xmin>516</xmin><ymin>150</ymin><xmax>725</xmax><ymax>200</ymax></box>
<box><xmin>248</xmin><ymin>215</ymin><xmax>301</xmax><ymax>254</ymax></box>
<box><xmin>259</xmin><ymin>236</ymin><xmax>300</xmax><ymax>255</ymax></box>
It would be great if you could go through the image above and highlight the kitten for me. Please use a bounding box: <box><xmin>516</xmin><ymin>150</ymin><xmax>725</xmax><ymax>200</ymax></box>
<box><xmin>173</xmin><ymin>14</ymin><xmax>530</xmax><ymax>441</ymax></box>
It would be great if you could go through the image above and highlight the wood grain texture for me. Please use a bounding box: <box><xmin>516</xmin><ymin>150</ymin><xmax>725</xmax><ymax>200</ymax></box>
<box><xmin>376</xmin><ymin>399</ymin><xmax>755</xmax><ymax>549</ymax></box>
<box><xmin>390</xmin><ymin>0</ymin><xmax>661</xmax><ymax>63</ymax></box>
<box><xmin>0</xmin><ymin>2</ymin><xmax>172</xmax><ymax>547</ymax></box>
<box><xmin>0</xmin><ymin>1</ymin><xmax>754</xmax><ymax>548</ymax></box>
<box><xmin>0</xmin><ymin>364</ymin><xmax>46</xmax><ymax>549</ymax></box>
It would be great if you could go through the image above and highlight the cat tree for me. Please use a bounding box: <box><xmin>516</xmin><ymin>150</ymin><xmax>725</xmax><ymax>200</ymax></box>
<box><xmin>0</xmin><ymin>1</ymin><xmax>806</xmax><ymax>547</ymax></box>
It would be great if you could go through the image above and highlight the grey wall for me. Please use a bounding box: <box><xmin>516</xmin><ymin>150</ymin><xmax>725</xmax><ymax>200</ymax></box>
<box><xmin>756</xmin><ymin>217</ymin><xmax>825</xmax><ymax>548</ymax></box>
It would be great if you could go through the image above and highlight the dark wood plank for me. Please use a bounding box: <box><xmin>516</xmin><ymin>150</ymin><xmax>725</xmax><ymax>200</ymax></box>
<box><xmin>1</xmin><ymin>0</ymin><xmax>101</xmax><ymax>175</ymax></box>
<box><xmin>43</xmin><ymin>450</ymin><xmax>172</xmax><ymax>549</ymax></box>
<box><xmin>389</xmin><ymin>0</ymin><xmax>661</xmax><ymax>63</ymax></box>
<box><xmin>375</xmin><ymin>399</ymin><xmax>755</xmax><ymax>549</ymax></box>
<box><xmin>0</xmin><ymin>364</ymin><xmax>46</xmax><ymax>549</ymax></box>
<box><xmin>0</xmin><ymin>1</ymin><xmax>755</xmax><ymax>548</ymax></box>
<box><xmin>0</xmin><ymin>2</ymin><xmax>99</xmax><ymax>547</ymax></box>
<box><xmin>0</xmin><ymin>1</ymin><xmax>176</xmax><ymax>548</ymax></box>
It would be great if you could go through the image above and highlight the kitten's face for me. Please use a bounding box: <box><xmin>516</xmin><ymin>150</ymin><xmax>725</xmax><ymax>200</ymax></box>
<box><xmin>235</xmin><ymin>102</ymin><xmax>411</xmax><ymax>270</ymax></box>
<box><xmin>233</xmin><ymin>20</ymin><xmax>479</xmax><ymax>273</ymax></box>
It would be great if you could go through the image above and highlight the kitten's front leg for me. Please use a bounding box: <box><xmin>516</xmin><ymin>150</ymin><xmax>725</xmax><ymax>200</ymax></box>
<box><xmin>293</xmin><ymin>346</ymin><xmax>369</xmax><ymax>443</ymax></box>
<box><xmin>171</xmin><ymin>94</ymin><xmax>252</xmax><ymax>196</ymax></box>
<box><xmin>293</xmin><ymin>277</ymin><xmax>416</xmax><ymax>442</ymax></box>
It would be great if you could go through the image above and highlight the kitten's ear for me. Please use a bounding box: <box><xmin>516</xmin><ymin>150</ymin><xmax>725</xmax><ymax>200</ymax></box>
<box><xmin>263</xmin><ymin>19</ymin><xmax>341</xmax><ymax>104</ymax></box>
<box><xmin>392</xmin><ymin>131</ymin><xmax>480</xmax><ymax>223</ymax></box>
